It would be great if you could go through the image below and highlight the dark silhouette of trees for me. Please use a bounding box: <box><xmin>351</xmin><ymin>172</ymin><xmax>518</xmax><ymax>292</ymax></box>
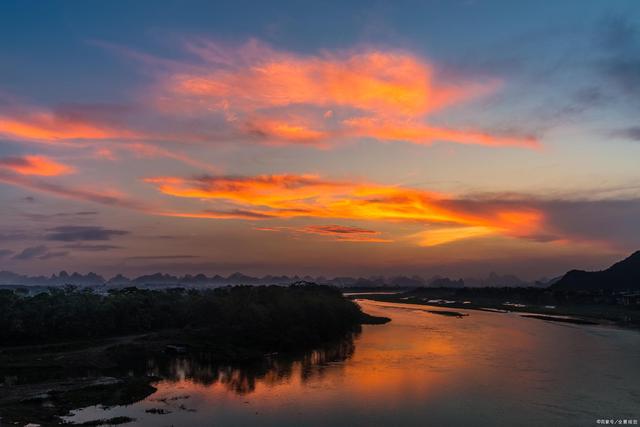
<box><xmin>0</xmin><ymin>285</ymin><xmax>367</xmax><ymax>350</ymax></box>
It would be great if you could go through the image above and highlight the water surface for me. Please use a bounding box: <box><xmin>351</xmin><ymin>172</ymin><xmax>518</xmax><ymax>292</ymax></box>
<box><xmin>65</xmin><ymin>299</ymin><xmax>640</xmax><ymax>426</ymax></box>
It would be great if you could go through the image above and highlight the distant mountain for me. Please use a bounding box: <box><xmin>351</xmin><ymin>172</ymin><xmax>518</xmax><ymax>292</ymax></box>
<box><xmin>105</xmin><ymin>274</ymin><xmax>131</xmax><ymax>286</ymax></box>
<box><xmin>463</xmin><ymin>272</ymin><xmax>531</xmax><ymax>287</ymax></box>
<box><xmin>0</xmin><ymin>269</ymin><xmax>556</xmax><ymax>289</ymax></box>
<box><xmin>390</xmin><ymin>275</ymin><xmax>426</xmax><ymax>287</ymax></box>
<box><xmin>0</xmin><ymin>270</ymin><xmax>104</xmax><ymax>287</ymax></box>
<box><xmin>429</xmin><ymin>277</ymin><xmax>464</xmax><ymax>288</ymax></box>
<box><xmin>552</xmin><ymin>251</ymin><xmax>640</xmax><ymax>291</ymax></box>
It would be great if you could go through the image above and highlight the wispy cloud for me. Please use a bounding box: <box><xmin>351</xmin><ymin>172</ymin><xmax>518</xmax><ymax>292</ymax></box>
<box><xmin>45</xmin><ymin>226</ymin><xmax>129</xmax><ymax>242</ymax></box>
<box><xmin>296</xmin><ymin>225</ymin><xmax>391</xmax><ymax>242</ymax></box>
<box><xmin>0</xmin><ymin>107</ymin><xmax>137</xmax><ymax>144</ymax></box>
<box><xmin>0</xmin><ymin>103</ymin><xmax>216</xmax><ymax>171</ymax></box>
<box><xmin>127</xmin><ymin>255</ymin><xmax>199</xmax><ymax>260</ymax></box>
<box><xmin>0</xmin><ymin>171</ymin><xmax>152</xmax><ymax>211</ymax></box>
<box><xmin>256</xmin><ymin>224</ymin><xmax>392</xmax><ymax>243</ymax></box>
<box><xmin>0</xmin><ymin>155</ymin><xmax>73</xmax><ymax>176</ymax></box>
<box><xmin>63</xmin><ymin>243</ymin><xmax>122</xmax><ymax>251</ymax></box>
<box><xmin>12</xmin><ymin>245</ymin><xmax>68</xmax><ymax>261</ymax></box>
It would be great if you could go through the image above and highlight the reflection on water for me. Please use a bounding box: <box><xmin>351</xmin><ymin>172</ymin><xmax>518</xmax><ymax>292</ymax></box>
<box><xmin>144</xmin><ymin>333</ymin><xmax>357</xmax><ymax>395</ymax></box>
<box><xmin>65</xmin><ymin>300</ymin><xmax>640</xmax><ymax>427</ymax></box>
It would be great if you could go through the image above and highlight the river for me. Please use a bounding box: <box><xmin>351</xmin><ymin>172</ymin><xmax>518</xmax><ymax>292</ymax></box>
<box><xmin>64</xmin><ymin>299</ymin><xmax>640</xmax><ymax>426</ymax></box>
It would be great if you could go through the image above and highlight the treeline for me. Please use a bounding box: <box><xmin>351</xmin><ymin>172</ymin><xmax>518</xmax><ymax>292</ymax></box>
<box><xmin>0</xmin><ymin>285</ymin><xmax>369</xmax><ymax>350</ymax></box>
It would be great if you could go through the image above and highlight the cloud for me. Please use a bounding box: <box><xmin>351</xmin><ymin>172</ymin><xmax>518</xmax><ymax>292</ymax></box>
<box><xmin>0</xmin><ymin>170</ymin><xmax>152</xmax><ymax>211</ymax></box>
<box><xmin>244</xmin><ymin>117</ymin><xmax>329</xmax><ymax>145</ymax></box>
<box><xmin>3</xmin><ymin>158</ymin><xmax>635</xmax><ymax>250</ymax></box>
<box><xmin>167</xmin><ymin>208</ymin><xmax>275</xmax><ymax>220</ymax></box>
<box><xmin>151</xmin><ymin>39</ymin><xmax>535</xmax><ymax>148</ymax></box>
<box><xmin>253</xmin><ymin>227</ymin><xmax>284</xmax><ymax>232</ymax></box>
<box><xmin>146</xmin><ymin>173</ymin><xmax>640</xmax><ymax>249</ymax></box>
<box><xmin>413</xmin><ymin>226</ymin><xmax>494</xmax><ymax>247</ymax></box>
<box><xmin>0</xmin><ymin>103</ymin><xmax>216</xmax><ymax>171</ymax></box>
<box><xmin>0</xmin><ymin>155</ymin><xmax>73</xmax><ymax>176</ymax></box>
<box><xmin>0</xmin><ymin>107</ymin><xmax>137</xmax><ymax>144</ymax></box>
<box><xmin>0</xmin><ymin>249</ymin><xmax>13</xmax><ymax>258</ymax></box>
<box><xmin>120</xmin><ymin>142</ymin><xmax>218</xmax><ymax>172</ymax></box>
<box><xmin>127</xmin><ymin>255</ymin><xmax>199</xmax><ymax>260</ymax></box>
<box><xmin>63</xmin><ymin>243</ymin><xmax>122</xmax><ymax>251</ymax></box>
<box><xmin>1</xmin><ymin>40</ymin><xmax>537</xmax><ymax>157</ymax></box>
<box><xmin>597</xmin><ymin>17</ymin><xmax>640</xmax><ymax>102</ymax></box>
<box><xmin>38</xmin><ymin>250</ymin><xmax>69</xmax><ymax>260</ymax></box>
<box><xmin>612</xmin><ymin>126</ymin><xmax>640</xmax><ymax>141</ymax></box>
<box><xmin>343</xmin><ymin>117</ymin><xmax>538</xmax><ymax>148</ymax></box>
<box><xmin>22</xmin><ymin>211</ymin><xmax>99</xmax><ymax>222</ymax></box>
<box><xmin>534</xmin><ymin>198</ymin><xmax>640</xmax><ymax>250</ymax></box>
<box><xmin>12</xmin><ymin>245</ymin><xmax>67</xmax><ymax>261</ymax></box>
<box><xmin>169</xmin><ymin>41</ymin><xmax>475</xmax><ymax>115</ymax></box>
<box><xmin>0</xmin><ymin>231</ymin><xmax>30</xmax><ymax>241</ymax></box>
<box><xmin>297</xmin><ymin>225</ymin><xmax>391</xmax><ymax>242</ymax></box>
<box><xmin>434</xmin><ymin>195</ymin><xmax>640</xmax><ymax>250</ymax></box>
<box><xmin>301</xmin><ymin>225</ymin><xmax>377</xmax><ymax>235</ymax></box>
<box><xmin>145</xmin><ymin>173</ymin><xmax>546</xmax><ymax>245</ymax></box>
<box><xmin>256</xmin><ymin>224</ymin><xmax>391</xmax><ymax>243</ymax></box>
<box><xmin>45</xmin><ymin>226</ymin><xmax>129</xmax><ymax>242</ymax></box>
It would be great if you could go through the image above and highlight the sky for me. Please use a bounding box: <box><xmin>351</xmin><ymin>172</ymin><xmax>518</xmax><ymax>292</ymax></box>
<box><xmin>1</xmin><ymin>0</ymin><xmax>640</xmax><ymax>280</ymax></box>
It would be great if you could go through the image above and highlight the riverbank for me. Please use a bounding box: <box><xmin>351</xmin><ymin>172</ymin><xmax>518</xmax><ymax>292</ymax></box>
<box><xmin>0</xmin><ymin>285</ymin><xmax>389</xmax><ymax>425</ymax></box>
<box><xmin>352</xmin><ymin>290</ymin><xmax>639</xmax><ymax>329</ymax></box>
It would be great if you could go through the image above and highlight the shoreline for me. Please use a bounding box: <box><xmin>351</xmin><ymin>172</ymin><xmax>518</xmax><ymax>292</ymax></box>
<box><xmin>353</xmin><ymin>294</ymin><xmax>639</xmax><ymax>330</ymax></box>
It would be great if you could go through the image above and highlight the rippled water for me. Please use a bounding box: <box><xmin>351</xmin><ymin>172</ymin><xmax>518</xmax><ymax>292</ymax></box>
<box><xmin>64</xmin><ymin>300</ymin><xmax>640</xmax><ymax>426</ymax></box>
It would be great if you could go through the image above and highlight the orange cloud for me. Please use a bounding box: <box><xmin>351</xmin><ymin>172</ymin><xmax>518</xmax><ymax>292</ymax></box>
<box><xmin>245</xmin><ymin>117</ymin><xmax>328</xmax><ymax>145</ymax></box>
<box><xmin>344</xmin><ymin>117</ymin><xmax>539</xmax><ymax>148</ymax></box>
<box><xmin>1</xmin><ymin>42</ymin><xmax>535</xmax><ymax>154</ymax></box>
<box><xmin>255</xmin><ymin>224</ymin><xmax>391</xmax><ymax>243</ymax></box>
<box><xmin>297</xmin><ymin>225</ymin><xmax>392</xmax><ymax>243</ymax></box>
<box><xmin>161</xmin><ymin>209</ymin><xmax>274</xmax><ymax>220</ymax></box>
<box><xmin>156</xmin><ymin>40</ymin><xmax>535</xmax><ymax>149</ymax></box>
<box><xmin>170</xmin><ymin>50</ymin><xmax>477</xmax><ymax>116</ymax></box>
<box><xmin>0</xmin><ymin>111</ymin><xmax>136</xmax><ymax>143</ymax></box>
<box><xmin>413</xmin><ymin>226</ymin><xmax>495</xmax><ymax>247</ymax></box>
<box><xmin>0</xmin><ymin>155</ymin><xmax>73</xmax><ymax>176</ymax></box>
<box><xmin>0</xmin><ymin>105</ymin><xmax>216</xmax><ymax>170</ymax></box>
<box><xmin>145</xmin><ymin>173</ymin><xmax>546</xmax><ymax>244</ymax></box>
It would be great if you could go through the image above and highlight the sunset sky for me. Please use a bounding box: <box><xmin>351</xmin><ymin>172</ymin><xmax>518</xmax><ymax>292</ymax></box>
<box><xmin>1</xmin><ymin>0</ymin><xmax>640</xmax><ymax>279</ymax></box>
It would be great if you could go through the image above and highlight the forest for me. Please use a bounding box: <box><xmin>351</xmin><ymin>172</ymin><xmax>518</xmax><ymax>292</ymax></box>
<box><xmin>0</xmin><ymin>284</ymin><xmax>383</xmax><ymax>351</ymax></box>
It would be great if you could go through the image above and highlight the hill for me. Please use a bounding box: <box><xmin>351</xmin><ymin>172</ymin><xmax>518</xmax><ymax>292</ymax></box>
<box><xmin>552</xmin><ymin>251</ymin><xmax>640</xmax><ymax>291</ymax></box>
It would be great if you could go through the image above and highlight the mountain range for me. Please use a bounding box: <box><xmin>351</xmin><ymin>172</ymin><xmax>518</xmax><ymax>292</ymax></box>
<box><xmin>0</xmin><ymin>270</ymin><xmax>546</xmax><ymax>288</ymax></box>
